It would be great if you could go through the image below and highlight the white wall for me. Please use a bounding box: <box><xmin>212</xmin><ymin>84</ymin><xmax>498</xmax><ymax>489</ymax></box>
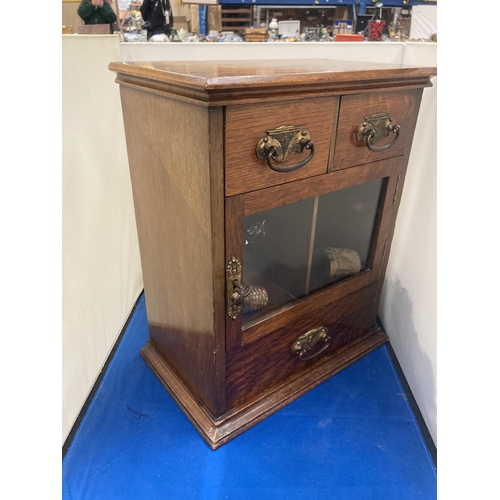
<box><xmin>120</xmin><ymin>40</ymin><xmax>406</xmax><ymax>63</ymax></box>
<box><xmin>62</xmin><ymin>34</ymin><xmax>143</xmax><ymax>444</ymax></box>
<box><xmin>379</xmin><ymin>42</ymin><xmax>437</xmax><ymax>445</ymax></box>
<box><xmin>410</xmin><ymin>6</ymin><xmax>438</xmax><ymax>40</ymax></box>
<box><xmin>62</xmin><ymin>38</ymin><xmax>437</xmax><ymax>447</ymax></box>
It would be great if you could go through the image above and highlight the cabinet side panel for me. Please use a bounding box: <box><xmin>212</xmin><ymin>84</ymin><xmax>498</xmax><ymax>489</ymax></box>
<box><xmin>119</xmin><ymin>86</ymin><xmax>222</xmax><ymax>414</ymax></box>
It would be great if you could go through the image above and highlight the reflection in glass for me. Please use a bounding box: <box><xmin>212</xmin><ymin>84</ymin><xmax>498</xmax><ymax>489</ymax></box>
<box><xmin>309</xmin><ymin>178</ymin><xmax>383</xmax><ymax>292</ymax></box>
<box><xmin>242</xmin><ymin>178</ymin><xmax>384</xmax><ymax>327</ymax></box>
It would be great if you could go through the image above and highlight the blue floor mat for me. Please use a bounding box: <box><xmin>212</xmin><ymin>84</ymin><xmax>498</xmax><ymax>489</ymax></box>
<box><xmin>62</xmin><ymin>294</ymin><xmax>436</xmax><ymax>499</ymax></box>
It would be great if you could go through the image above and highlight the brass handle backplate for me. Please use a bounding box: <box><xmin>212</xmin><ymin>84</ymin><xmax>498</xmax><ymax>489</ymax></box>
<box><xmin>226</xmin><ymin>257</ymin><xmax>250</xmax><ymax>320</ymax></box>
<box><xmin>256</xmin><ymin>125</ymin><xmax>315</xmax><ymax>172</ymax></box>
<box><xmin>356</xmin><ymin>112</ymin><xmax>400</xmax><ymax>152</ymax></box>
<box><xmin>291</xmin><ymin>327</ymin><xmax>331</xmax><ymax>362</ymax></box>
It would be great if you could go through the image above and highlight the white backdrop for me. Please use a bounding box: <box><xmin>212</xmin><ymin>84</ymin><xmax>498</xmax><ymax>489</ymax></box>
<box><xmin>410</xmin><ymin>5</ymin><xmax>438</xmax><ymax>40</ymax></box>
<box><xmin>380</xmin><ymin>42</ymin><xmax>437</xmax><ymax>445</ymax></box>
<box><xmin>62</xmin><ymin>35</ymin><xmax>143</xmax><ymax>444</ymax></box>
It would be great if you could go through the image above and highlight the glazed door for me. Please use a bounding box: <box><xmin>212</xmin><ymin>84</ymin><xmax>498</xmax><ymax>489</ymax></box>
<box><xmin>225</xmin><ymin>157</ymin><xmax>403</xmax><ymax>351</ymax></box>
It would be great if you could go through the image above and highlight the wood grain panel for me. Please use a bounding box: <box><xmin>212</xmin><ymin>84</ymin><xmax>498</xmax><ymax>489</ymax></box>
<box><xmin>109</xmin><ymin>60</ymin><xmax>436</xmax><ymax>106</ymax></box>
<box><xmin>141</xmin><ymin>325</ymin><xmax>388</xmax><ymax>449</ymax></box>
<box><xmin>226</xmin><ymin>282</ymin><xmax>378</xmax><ymax>408</ymax></box>
<box><xmin>244</xmin><ymin>156</ymin><xmax>401</xmax><ymax>216</ymax></box>
<box><xmin>225</xmin><ymin>195</ymin><xmax>245</xmax><ymax>352</ymax></box>
<box><xmin>241</xmin><ymin>271</ymin><xmax>376</xmax><ymax>345</ymax></box>
<box><xmin>333</xmin><ymin>88</ymin><xmax>422</xmax><ymax>170</ymax></box>
<box><xmin>208</xmin><ymin>107</ymin><xmax>227</xmax><ymax>414</ymax></box>
<box><xmin>225</xmin><ymin>97</ymin><xmax>337</xmax><ymax>196</ymax></box>
<box><xmin>119</xmin><ymin>86</ymin><xmax>225</xmax><ymax>415</ymax></box>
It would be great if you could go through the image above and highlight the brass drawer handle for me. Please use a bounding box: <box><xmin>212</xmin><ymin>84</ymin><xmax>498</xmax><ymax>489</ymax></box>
<box><xmin>291</xmin><ymin>327</ymin><xmax>331</xmax><ymax>362</ymax></box>
<box><xmin>356</xmin><ymin>112</ymin><xmax>400</xmax><ymax>153</ymax></box>
<box><xmin>256</xmin><ymin>125</ymin><xmax>315</xmax><ymax>172</ymax></box>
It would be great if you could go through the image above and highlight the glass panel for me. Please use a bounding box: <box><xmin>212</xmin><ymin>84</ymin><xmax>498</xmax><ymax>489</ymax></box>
<box><xmin>242</xmin><ymin>198</ymin><xmax>315</xmax><ymax>326</ymax></box>
<box><xmin>308</xmin><ymin>178</ymin><xmax>383</xmax><ymax>293</ymax></box>
<box><xmin>241</xmin><ymin>178</ymin><xmax>383</xmax><ymax>327</ymax></box>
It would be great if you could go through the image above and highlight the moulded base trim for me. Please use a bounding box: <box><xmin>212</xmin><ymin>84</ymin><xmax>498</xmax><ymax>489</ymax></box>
<box><xmin>140</xmin><ymin>326</ymin><xmax>388</xmax><ymax>450</ymax></box>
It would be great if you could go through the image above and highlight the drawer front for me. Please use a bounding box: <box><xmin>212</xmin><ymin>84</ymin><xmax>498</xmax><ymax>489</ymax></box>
<box><xmin>225</xmin><ymin>97</ymin><xmax>338</xmax><ymax>197</ymax></box>
<box><xmin>225</xmin><ymin>281</ymin><xmax>377</xmax><ymax>408</ymax></box>
<box><xmin>332</xmin><ymin>88</ymin><xmax>422</xmax><ymax>171</ymax></box>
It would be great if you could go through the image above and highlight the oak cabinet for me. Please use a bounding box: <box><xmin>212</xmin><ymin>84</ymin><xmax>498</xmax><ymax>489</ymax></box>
<box><xmin>109</xmin><ymin>60</ymin><xmax>436</xmax><ymax>449</ymax></box>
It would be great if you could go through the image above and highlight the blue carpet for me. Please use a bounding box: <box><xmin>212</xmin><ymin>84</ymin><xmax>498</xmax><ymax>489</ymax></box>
<box><xmin>62</xmin><ymin>294</ymin><xmax>436</xmax><ymax>499</ymax></box>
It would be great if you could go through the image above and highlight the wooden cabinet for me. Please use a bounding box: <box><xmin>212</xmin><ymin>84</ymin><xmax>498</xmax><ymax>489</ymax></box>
<box><xmin>109</xmin><ymin>60</ymin><xmax>436</xmax><ymax>449</ymax></box>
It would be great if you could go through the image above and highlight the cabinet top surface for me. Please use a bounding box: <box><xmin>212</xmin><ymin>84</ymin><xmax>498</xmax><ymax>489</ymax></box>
<box><xmin>110</xmin><ymin>59</ymin><xmax>436</xmax><ymax>89</ymax></box>
<box><xmin>109</xmin><ymin>59</ymin><xmax>436</xmax><ymax>104</ymax></box>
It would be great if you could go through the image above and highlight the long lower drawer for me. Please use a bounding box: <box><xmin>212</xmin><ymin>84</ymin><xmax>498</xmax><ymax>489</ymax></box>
<box><xmin>225</xmin><ymin>281</ymin><xmax>378</xmax><ymax>408</ymax></box>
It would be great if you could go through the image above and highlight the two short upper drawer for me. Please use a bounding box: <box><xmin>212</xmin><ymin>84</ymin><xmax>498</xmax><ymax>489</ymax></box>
<box><xmin>224</xmin><ymin>89</ymin><xmax>422</xmax><ymax>197</ymax></box>
<box><xmin>224</xmin><ymin>97</ymin><xmax>338</xmax><ymax>197</ymax></box>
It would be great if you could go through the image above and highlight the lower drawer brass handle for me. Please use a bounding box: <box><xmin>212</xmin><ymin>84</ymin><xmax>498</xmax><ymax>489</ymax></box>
<box><xmin>291</xmin><ymin>327</ymin><xmax>331</xmax><ymax>362</ymax></box>
<box><xmin>356</xmin><ymin>112</ymin><xmax>400</xmax><ymax>153</ymax></box>
<box><xmin>256</xmin><ymin>125</ymin><xmax>315</xmax><ymax>172</ymax></box>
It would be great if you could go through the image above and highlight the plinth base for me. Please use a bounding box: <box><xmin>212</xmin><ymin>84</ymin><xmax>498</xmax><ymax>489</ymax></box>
<box><xmin>140</xmin><ymin>327</ymin><xmax>388</xmax><ymax>450</ymax></box>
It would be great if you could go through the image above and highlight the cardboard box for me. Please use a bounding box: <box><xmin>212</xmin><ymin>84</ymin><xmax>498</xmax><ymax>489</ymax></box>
<box><xmin>245</xmin><ymin>27</ymin><xmax>267</xmax><ymax>35</ymax></box>
<box><xmin>244</xmin><ymin>27</ymin><xmax>266</xmax><ymax>42</ymax></box>
<box><xmin>208</xmin><ymin>6</ymin><xmax>222</xmax><ymax>32</ymax></box>
<box><xmin>174</xmin><ymin>16</ymin><xmax>189</xmax><ymax>31</ymax></box>
<box><xmin>190</xmin><ymin>5</ymin><xmax>199</xmax><ymax>33</ymax></box>
<box><xmin>335</xmin><ymin>34</ymin><xmax>364</xmax><ymax>41</ymax></box>
<box><xmin>78</xmin><ymin>25</ymin><xmax>110</xmax><ymax>34</ymax></box>
<box><xmin>278</xmin><ymin>20</ymin><xmax>300</xmax><ymax>38</ymax></box>
<box><xmin>190</xmin><ymin>5</ymin><xmax>221</xmax><ymax>34</ymax></box>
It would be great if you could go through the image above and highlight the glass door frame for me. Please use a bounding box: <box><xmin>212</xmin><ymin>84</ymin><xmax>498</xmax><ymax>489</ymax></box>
<box><xmin>225</xmin><ymin>157</ymin><xmax>403</xmax><ymax>352</ymax></box>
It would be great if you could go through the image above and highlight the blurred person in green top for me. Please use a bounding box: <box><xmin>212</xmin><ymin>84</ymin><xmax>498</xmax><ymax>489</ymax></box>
<box><xmin>78</xmin><ymin>0</ymin><xmax>117</xmax><ymax>31</ymax></box>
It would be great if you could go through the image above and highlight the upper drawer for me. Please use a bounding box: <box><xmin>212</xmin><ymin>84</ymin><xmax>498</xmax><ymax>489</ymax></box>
<box><xmin>331</xmin><ymin>88</ymin><xmax>422</xmax><ymax>171</ymax></box>
<box><xmin>225</xmin><ymin>97</ymin><xmax>338</xmax><ymax>197</ymax></box>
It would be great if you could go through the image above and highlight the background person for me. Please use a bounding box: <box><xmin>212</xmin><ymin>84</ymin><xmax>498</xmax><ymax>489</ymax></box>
<box><xmin>78</xmin><ymin>0</ymin><xmax>117</xmax><ymax>32</ymax></box>
<box><xmin>139</xmin><ymin>0</ymin><xmax>173</xmax><ymax>40</ymax></box>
